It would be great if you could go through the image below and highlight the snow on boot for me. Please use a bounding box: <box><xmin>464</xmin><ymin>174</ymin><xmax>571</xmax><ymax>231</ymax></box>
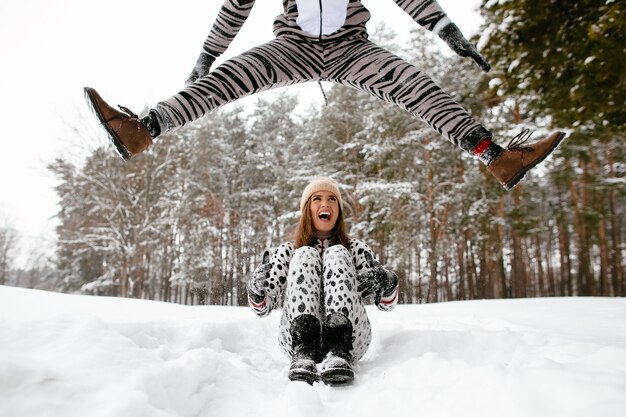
<box><xmin>320</xmin><ymin>313</ymin><xmax>354</xmax><ymax>384</ymax></box>
<box><xmin>488</xmin><ymin>129</ymin><xmax>566</xmax><ymax>190</ymax></box>
<box><xmin>320</xmin><ymin>351</ymin><xmax>353</xmax><ymax>385</ymax></box>
<box><xmin>83</xmin><ymin>87</ymin><xmax>153</xmax><ymax>160</ymax></box>
<box><xmin>288</xmin><ymin>314</ymin><xmax>321</xmax><ymax>384</ymax></box>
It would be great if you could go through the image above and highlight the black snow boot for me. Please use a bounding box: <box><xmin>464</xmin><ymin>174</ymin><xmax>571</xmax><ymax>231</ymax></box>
<box><xmin>288</xmin><ymin>314</ymin><xmax>322</xmax><ymax>384</ymax></box>
<box><xmin>320</xmin><ymin>313</ymin><xmax>354</xmax><ymax>384</ymax></box>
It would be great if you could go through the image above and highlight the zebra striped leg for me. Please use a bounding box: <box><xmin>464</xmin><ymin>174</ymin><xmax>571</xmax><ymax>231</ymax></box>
<box><xmin>325</xmin><ymin>37</ymin><xmax>488</xmax><ymax>153</ymax></box>
<box><xmin>153</xmin><ymin>37</ymin><xmax>323</xmax><ymax>134</ymax></box>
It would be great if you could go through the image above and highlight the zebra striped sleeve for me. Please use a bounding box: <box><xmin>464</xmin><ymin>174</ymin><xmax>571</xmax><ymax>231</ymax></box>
<box><xmin>201</xmin><ymin>0</ymin><xmax>256</xmax><ymax>58</ymax></box>
<box><xmin>392</xmin><ymin>0</ymin><xmax>449</xmax><ymax>32</ymax></box>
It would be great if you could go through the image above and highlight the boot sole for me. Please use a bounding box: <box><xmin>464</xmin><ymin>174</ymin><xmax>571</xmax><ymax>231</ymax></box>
<box><xmin>320</xmin><ymin>368</ymin><xmax>354</xmax><ymax>385</ymax></box>
<box><xmin>83</xmin><ymin>87</ymin><xmax>132</xmax><ymax>160</ymax></box>
<box><xmin>288</xmin><ymin>369</ymin><xmax>320</xmax><ymax>385</ymax></box>
<box><xmin>504</xmin><ymin>132</ymin><xmax>566</xmax><ymax>190</ymax></box>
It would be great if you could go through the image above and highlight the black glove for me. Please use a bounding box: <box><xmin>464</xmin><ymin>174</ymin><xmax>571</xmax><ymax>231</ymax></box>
<box><xmin>246</xmin><ymin>250</ymin><xmax>272</xmax><ymax>303</ymax></box>
<box><xmin>357</xmin><ymin>251</ymin><xmax>398</xmax><ymax>305</ymax></box>
<box><xmin>185</xmin><ymin>51</ymin><xmax>215</xmax><ymax>86</ymax></box>
<box><xmin>439</xmin><ymin>23</ymin><xmax>491</xmax><ymax>72</ymax></box>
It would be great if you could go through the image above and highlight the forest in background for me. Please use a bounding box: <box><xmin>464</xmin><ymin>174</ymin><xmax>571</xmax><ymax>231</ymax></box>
<box><xmin>1</xmin><ymin>0</ymin><xmax>624</xmax><ymax>304</ymax></box>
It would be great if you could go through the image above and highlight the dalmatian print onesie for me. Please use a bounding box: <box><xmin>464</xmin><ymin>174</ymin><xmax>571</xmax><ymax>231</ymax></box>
<box><xmin>248</xmin><ymin>238</ymin><xmax>398</xmax><ymax>363</ymax></box>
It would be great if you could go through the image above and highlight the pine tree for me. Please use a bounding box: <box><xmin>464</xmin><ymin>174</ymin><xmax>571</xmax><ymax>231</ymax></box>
<box><xmin>479</xmin><ymin>0</ymin><xmax>625</xmax><ymax>132</ymax></box>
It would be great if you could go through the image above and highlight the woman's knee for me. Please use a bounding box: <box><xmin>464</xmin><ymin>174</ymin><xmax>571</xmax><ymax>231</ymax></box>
<box><xmin>293</xmin><ymin>246</ymin><xmax>319</xmax><ymax>260</ymax></box>
<box><xmin>324</xmin><ymin>244</ymin><xmax>350</xmax><ymax>261</ymax></box>
<box><xmin>287</xmin><ymin>246</ymin><xmax>322</xmax><ymax>287</ymax></box>
<box><xmin>323</xmin><ymin>245</ymin><xmax>355</xmax><ymax>277</ymax></box>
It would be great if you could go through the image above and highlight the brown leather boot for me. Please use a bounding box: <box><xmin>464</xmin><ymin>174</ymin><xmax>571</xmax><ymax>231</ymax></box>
<box><xmin>83</xmin><ymin>87</ymin><xmax>153</xmax><ymax>160</ymax></box>
<box><xmin>488</xmin><ymin>129</ymin><xmax>566</xmax><ymax>190</ymax></box>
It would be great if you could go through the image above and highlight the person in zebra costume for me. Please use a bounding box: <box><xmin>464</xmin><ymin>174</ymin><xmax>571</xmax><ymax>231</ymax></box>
<box><xmin>84</xmin><ymin>0</ymin><xmax>566</xmax><ymax>190</ymax></box>
<box><xmin>246</xmin><ymin>176</ymin><xmax>399</xmax><ymax>384</ymax></box>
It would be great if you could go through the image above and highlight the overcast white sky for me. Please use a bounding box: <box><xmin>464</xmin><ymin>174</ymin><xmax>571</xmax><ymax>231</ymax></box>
<box><xmin>0</xmin><ymin>0</ymin><xmax>483</xmax><ymax>267</ymax></box>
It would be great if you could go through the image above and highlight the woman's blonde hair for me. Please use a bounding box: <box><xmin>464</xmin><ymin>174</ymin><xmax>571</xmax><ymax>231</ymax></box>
<box><xmin>294</xmin><ymin>196</ymin><xmax>350</xmax><ymax>249</ymax></box>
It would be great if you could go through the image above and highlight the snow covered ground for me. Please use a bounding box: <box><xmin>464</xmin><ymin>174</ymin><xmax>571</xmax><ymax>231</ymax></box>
<box><xmin>1</xmin><ymin>286</ymin><xmax>625</xmax><ymax>417</ymax></box>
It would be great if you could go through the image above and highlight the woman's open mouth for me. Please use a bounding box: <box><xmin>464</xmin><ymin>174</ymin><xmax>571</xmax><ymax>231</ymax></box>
<box><xmin>319</xmin><ymin>211</ymin><xmax>331</xmax><ymax>221</ymax></box>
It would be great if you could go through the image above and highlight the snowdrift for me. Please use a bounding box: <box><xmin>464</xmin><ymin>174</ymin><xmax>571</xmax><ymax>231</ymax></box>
<box><xmin>1</xmin><ymin>286</ymin><xmax>625</xmax><ymax>417</ymax></box>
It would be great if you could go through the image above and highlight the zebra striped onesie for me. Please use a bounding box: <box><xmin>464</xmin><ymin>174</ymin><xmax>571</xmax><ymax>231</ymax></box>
<box><xmin>153</xmin><ymin>0</ymin><xmax>491</xmax><ymax>154</ymax></box>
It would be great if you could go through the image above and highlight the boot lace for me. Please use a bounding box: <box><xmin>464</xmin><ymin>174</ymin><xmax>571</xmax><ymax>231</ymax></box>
<box><xmin>118</xmin><ymin>105</ymin><xmax>139</xmax><ymax>119</ymax></box>
<box><xmin>506</xmin><ymin>128</ymin><xmax>535</xmax><ymax>152</ymax></box>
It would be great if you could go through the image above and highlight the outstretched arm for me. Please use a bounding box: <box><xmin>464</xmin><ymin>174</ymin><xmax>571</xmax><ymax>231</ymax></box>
<box><xmin>201</xmin><ymin>0</ymin><xmax>256</xmax><ymax>60</ymax></box>
<box><xmin>392</xmin><ymin>0</ymin><xmax>491</xmax><ymax>72</ymax></box>
<box><xmin>186</xmin><ymin>0</ymin><xmax>257</xmax><ymax>85</ymax></box>
<box><xmin>392</xmin><ymin>0</ymin><xmax>449</xmax><ymax>32</ymax></box>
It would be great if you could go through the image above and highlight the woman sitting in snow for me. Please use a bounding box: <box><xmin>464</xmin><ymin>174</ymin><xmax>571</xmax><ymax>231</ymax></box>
<box><xmin>246</xmin><ymin>177</ymin><xmax>398</xmax><ymax>384</ymax></box>
<box><xmin>85</xmin><ymin>0</ymin><xmax>565</xmax><ymax>191</ymax></box>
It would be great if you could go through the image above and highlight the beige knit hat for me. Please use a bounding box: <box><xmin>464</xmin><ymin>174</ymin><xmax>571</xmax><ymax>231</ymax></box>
<box><xmin>300</xmin><ymin>177</ymin><xmax>342</xmax><ymax>212</ymax></box>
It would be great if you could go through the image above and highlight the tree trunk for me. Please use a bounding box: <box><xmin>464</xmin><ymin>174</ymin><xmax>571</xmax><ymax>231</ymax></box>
<box><xmin>535</xmin><ymin>236</ymin><xmax>546</xmax><ymax>296</ymax></box>
<box><xmin>570</xmin><ymin>161</ymin><xmax>594</xmax><ymax>295</ymax></box>
<box><xmin>510</xmin><ymin>190</ymin><xmax>526</xmax><ymax>298</ymax></box>
<box><xmin>456</xmin><ymin>240</ymin><xmax>466</xmax><ymax>300</ymax></box>
<box><xmin>556</xmin><ymin>189</ymin><xmax>573</xmax><ymax>296</ymax></box>
<box><xmin>465</xmin><ymin>237</ymin><xmax>477</xmax><ymax>300</ymax></box>
<box><xmin>605</xmin><ymin>148</ymin><xmax>624</xmax><ymax>296</ymax></box>
<box><xmin>545</xmin><ymin>228</ymin><xmax>556</xmax><ymax>296</ymax></box>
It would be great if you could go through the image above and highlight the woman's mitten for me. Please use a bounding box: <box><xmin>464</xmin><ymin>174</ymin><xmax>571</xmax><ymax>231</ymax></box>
<box><xmin>357</xmin><ymin>252</ymin><xmax>397</xmax><ymax>305</ymax></box>
<box><xmin>247</xmin><ymin>250</ymin><xmax>272</xmax><ymax>303</ymax></box>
